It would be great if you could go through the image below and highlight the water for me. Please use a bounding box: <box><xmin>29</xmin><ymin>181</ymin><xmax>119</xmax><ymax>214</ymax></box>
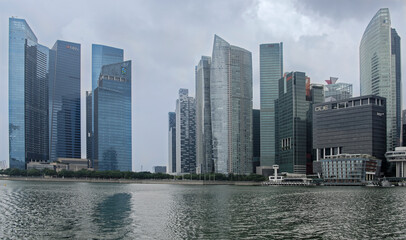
<box><xmin>1</xmin><ymin>180</ymin><xmax>406</xmax><ymax>239</ymax></box>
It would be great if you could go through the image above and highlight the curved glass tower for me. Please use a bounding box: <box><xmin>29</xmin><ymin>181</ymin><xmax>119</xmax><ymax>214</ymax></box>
<box><xmin>360</xmin><ymin>8</ymin><xmax>401</xmax><ymax>151</ymax></box>
<box><xmin>210</xmin><ymin>35</ymin><xmax>253</xmax><ymax>174</ymax></box>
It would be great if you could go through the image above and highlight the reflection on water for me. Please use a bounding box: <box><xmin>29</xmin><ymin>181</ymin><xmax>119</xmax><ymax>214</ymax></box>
<box><xmin>1</xmin><ymin>181</ymin><xmax>406</xmax><ymax>239</ymax></box>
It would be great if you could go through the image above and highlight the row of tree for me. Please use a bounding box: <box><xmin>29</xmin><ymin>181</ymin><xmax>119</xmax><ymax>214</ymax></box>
<box><xmin>0</xmin><ymin>168</ymin><xmax>266</xmax><ymax>182</ymax></box>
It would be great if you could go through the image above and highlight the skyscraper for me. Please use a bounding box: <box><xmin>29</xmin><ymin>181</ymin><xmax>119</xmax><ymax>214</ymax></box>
<box><xmin>86</xmin><ymin>91</ymin><xmax>92</xmax><ymax>161</ymax></box>
<box><xmin>49</xmin><ymin>40</ymin><xmax>81</xmax><ymax>162</ymax></box>
<box><xmin>9</xmin><ymin>18</ymin><xmax>50</xmax><ymax>169</ymax></box>
<box><xmin>360</xmin><ymin>8</ymin><xmax>402</xmax><ymax>151</ymax></box>
<box><xmin>210</xmin><ymin>35</ymin><xmax>253</xmax><ymax>174</ymax></box>
<box><xmin>175</xmin><ymin>89</ymin><xmax>196</xmax><ymax>174</ymax></box>
<box><xmin>195</xmin><ymin>56</ymin><xmax>213</xmax><ymax>174</ymax></box>
<box><xmin>94</xmin><ymin>61</ymin><xmax>132</xmax><ymax>171</ymax></box>
<box><xmin>275</xmin><ymin>72</ymin><xmax>320</xmax><ymax>174</ymax></box>
<box><xmin>89</xmin><ymin>45</ymin><xmax>124</xmax><ymax>165</ymax></box>
<box><xmin>259</xmin><ymin>43</ymin><xmax>283</xmax><ymax>169</ymax></box>
<box><xmin>168</xmin><ymin>112</ymin><xmax>176</xmax><ymax>173</ymax></box>
<box><xmin>252</xmin><ymin>109</ymin><xmax>261</xmax><ymax>173</ymax></box>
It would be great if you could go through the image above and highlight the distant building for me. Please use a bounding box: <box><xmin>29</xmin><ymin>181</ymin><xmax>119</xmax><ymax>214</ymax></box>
<box><xmin>86</xmin><ymin>91</ymin><xmax>92</xmax><ymax>161</ymax></box>
<box><xmin>195</xmin><ymin>56</ymin><xmax>213</xmax><ymax>174</ymax></box>
<box><xmin>153</xmin><ymin>166</ymin><xmax>167</xmax><ymax>173</ymax></box>
<box><xmin>385</xmin><ymin>147</ymin><xmax>406</xmax><ymax>178</ymax></box>
<box><xmin>0</xmin><ymin>160</ymin><xmax>7</xmax><ymax>170</ymax></box>
<box><xmin>319</xmin><ymin>154</ymin><xmax>381</xmax><ymax>185</ymax></box>
<box><xmin>324</xmin><ymin>77</ymin><xmax>352</xmax><ymax>102</ymax></box>
<box><xmin>313</xmin><ymin>95</ymin><xmax>387</xmax><ymax>162</ymax></box>
<box><xmin>94</xmin><ymin>61</ymin><xmax>132</xmax><ymax>171</ymax></box>
<box><xmin>49</xmin><ymin>40</ymin><xmax>81</xmax><ymax>163</ymax></box>
<box><xmin>27</xmin><ymin>158</ymin><xmax>90</xmax><ymax>172</ymax></box>
<box><xmin>176</xmin><ymin>89</ymin><xmax>196</xmax><ymax>174</ymax></box>
<box><xmin>275</xmin><ymin>72</ymin><xmax>322</xmax><ymax>174</ymax></box>
<box><xmin>259</xmin><ymin>43</ymin><xmax>283</xmax><ymax>169</ymax></box>
<box><xmin>168</xmin><ymin>112</ymin><xmax>176</xmax><ymax>173</ymax></box>
<box><xmin>210</xmin><ymin>35</ymin><xmax>253</xmax><ymax>174</ymax></box>
<box><xmin>402</xmin><ymin>110</ymin><xmax>406</xmax><ymax>146</ymax></box>
<box><xmin>252</xmin><ymin>109</ymin><xmax>260</xmax><ymax>173</ymax></box>
<box><xmin>360</xmin><ymin>8</ymin><xmax>401</xmax><ymax>151</ymax></box>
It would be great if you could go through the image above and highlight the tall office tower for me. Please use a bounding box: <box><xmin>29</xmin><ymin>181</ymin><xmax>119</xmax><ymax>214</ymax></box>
<box><xmin>360</xmin><ymin>8</ymin><xmax>402</xmax><ymax>151</ymax></box>
<box><xmin>94</xmin><ymin>61</ymin><xmax>132</xmax><ymax>171</ymax></box>
<box><xmin>211</xmin><ymin>35</ymin><xmax>253</xmax><ymax>174</ymax></box>
<box><xmin>90</xmin><ymin>45</ymin><xmax>124</xmax><ymax>164</ymax></box>
<box><xmin>324</xmin><ymin>77</ymin><xmax>352</xmax><ymax>102</ymax></box>
<box><xmin>195</xmin><ymin>56</ymin><xmax>213</xmax><ymax>174</ymax></box>
<box><xmin>168</xmin><ymin>112</ymin><xmax>176</xmax><ymax>173</ymax></box>
<box><xmin>86</xmin><ymin>91</ymin><xmax>92</xmax><ymax>161</ymax></box>
<box><xmin>259</xmin><ymin>43</ymin><xmax>283</xmax><ymax>169</ymax></box>
<box><xmin>307</xmin><ymin>84</ymin><xmax>324</xmax><ymax>173</ymax></box>
<box><xmin>275</xmin><ymin>72</ymin><xmax>316</xmax><ymax>174</ymax></box>
<box><xmin>175</xmin><ymin>89</ymin><xmax>196</xmax><ymax>174</ymax></box>
<box><xmin>9</xmin><ymin>18</ymin><xmax>50</xmax><ymax>169</ymax></box>
<box><xmin>252</xmin><ymin>109</ymin><xmax>261</xmax><ymax>173</ymax></box>
<box><xmin>49</xmin><ymin>40</ymin><xmax>81</xmax><ymax>162</ymax></box>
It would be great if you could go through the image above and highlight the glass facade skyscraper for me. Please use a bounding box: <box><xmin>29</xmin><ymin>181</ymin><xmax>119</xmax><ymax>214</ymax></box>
<box><xmin>168</xmin><ymin>112</ymin><xmax>176</xmax><ymax>173</ymax></box>
<box><xmin>94</xmin><ymin>61</ymin><xmax>132</xmax><ymax>171</ymax></box>
<box><xmin>89</xmin><ymin>45</ymin><xmax>124</xmax><ymax>165</ymax></box>
<box><xmin>195</xmin><ymin>56</ymin><xmax>213</xmax><ymax>174</ymax></box>
<box><xmin>9</xmin><ymin>18</ymin><xmax>50</xmax><ymax>169</ymax></box>
<box><xmin>324</xmin><ymin>78</ymin><xmax>352</xmax><ymax>102</ymax></box>
<box><xmin>360</xmin><ymin>8</ymin><xmax>401</xmax><ymax>151</ymax></box>
<box><xmin>175</xmin><ymin>89</ymin><xmax>196</xmax><ymax>174</ymax></box>
<box><xmin>210</xmin><ymin>35</ymin><xmax>253</xmax><ymax>174</ymax></box>
<box><xmin>49</xmin><ymin>40</ymin><xmax>81</xmax><ymax>162</ymax></box>
<box><xmin>86</xmin><ymin>91</ymin><xmax>92</xmax><ymax>161</ymax></box>
<box><xmin>259</xmin><ymin>43</ymin><xmax>283</xmax><ymax>168</ymax></box>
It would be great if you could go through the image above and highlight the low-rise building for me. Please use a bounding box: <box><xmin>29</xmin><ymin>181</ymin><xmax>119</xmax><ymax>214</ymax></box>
<box><xmin>385</xmin><ymin>147</ymin><xmax>406</xmax><ymax>177</ymax></box>
<box><xmin>153</xmin><ymin>166</ymin><xmax>167</xmax><ymax>173</ymax></box>
<box><xmin>318</xmin><ymin>154</ymin><xmax>381</xmax><ymax>185</ymax></box>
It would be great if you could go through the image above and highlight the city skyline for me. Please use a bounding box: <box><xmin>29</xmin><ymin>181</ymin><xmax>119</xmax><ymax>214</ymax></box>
<box><xmin>1</xmin><ymin>0</ymin><xmax>405</xmax><ymax>171</ymax></box>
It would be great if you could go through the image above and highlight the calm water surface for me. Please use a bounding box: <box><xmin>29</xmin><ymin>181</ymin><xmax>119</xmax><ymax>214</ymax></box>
<box><xmin>0</xmin><ymin>180</ymin><xmax>406</xmax><ymax>239</ymax></box>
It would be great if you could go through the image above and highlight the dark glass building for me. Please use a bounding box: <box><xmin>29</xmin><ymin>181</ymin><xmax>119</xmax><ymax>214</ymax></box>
<box><xmin>9</xmin><ymin>18</ymin><xmax>50</xmax><ymax>169</ymax></box>
<box><xmin>94</xmin><ymin>61</ymin><xmax>132</xmax><ymax>171</ymax></box>
<box><xmin>275</xmin><ymin>72</ymin><xmax>321</xmax><ymax>174</ymax></box>
<box><xmin>252</xmin><ymin>109</ymin><xmax>260</xmax><ymax>173</ymax></box>
<box><xmin>49</xmin><ymin>40</ymin><xmax>81</xmax><ymax>162</ymax></box>
<box><xmin>313</xmin><ymin>95</ymin><xmax>387</xmax><ymax>162</ymax></box>
<box><xmin>86</xmin><ymin>91</ymin><xmax>92</xmax><ymax>161</ymax></box>
<box><xmin>168</xmin><ymin>112</ymin><xmax>176</xmax><ymax>173</ymax></box>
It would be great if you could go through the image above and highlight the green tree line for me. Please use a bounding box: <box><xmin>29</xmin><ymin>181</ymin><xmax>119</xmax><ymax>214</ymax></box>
<box><xmin>0</xmin><ymin>168</ymin><xmax>266</xmax><ymax>182</ymax></box>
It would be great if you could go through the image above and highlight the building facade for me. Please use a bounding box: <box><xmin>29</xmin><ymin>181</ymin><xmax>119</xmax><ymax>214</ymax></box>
<box><xmin>252</xmin><ymin>109</ymin><xmax>261</xmax><ymax>173</ymax></box>
<box><xmin>195</xmin><ymin>56</ymin><xmax>213</xmax><ymax>174</ymax></box>
<box><xmin>168</xmin><ymin>112</ymin><xmax>176</xmax><ymax>173</ymax></box>
<box><xmin>275</xmin><ymin>72</ymin><xmax>321</xmax><ymax>174</ymax></box>
<box><xmin>175</xmin><ymin>89</ymin><xmax>196</xmax><ymax>174</ymax></box>
<box><xmin>313</xmin><ymin>95</ymin><xmax>387</xmax><ymax>162</ymax></box>
<box><xmin>153</xmin><ymin>166</ymin><xmax>167</xmax><ymax>173</ymax></box>
<box><xmin>9</xmin><ymin>18</ymin><xmax>51</xmax><ymax>169</ymax></box>
<box><xmin>360</xmin><ymin>8</ymin><xmax>401</xmax><ymax>151</ymax></box>
<box><xmin>86</xmin><ymin>91</ymin><xmax>92</xmax><ymax>160</ymax></box>
<box><xmin>324</xmin><ymin>77</ymin><xmax>352</xmax><ymax>102</ymax></box>
<box><xmin>89</xmin><ymin>45</ymin><xmax>124</xmax><ymax>165</ymax></box>
<box><xmin>94</xmin><ymin>61</ymin><xmax>132</xmax><ymax>171</ymax></box>
<box><xmin>259</xmin><ymin>43</ymin><xmax>283</xmax><ymax>168</ymax></box>
<box><xmin>386</xmin><ymin>147</ymin><xmax>406</xmax><ymax>178</ymax></box>
<box><xmin>49</xmin><ymin>40</ymin><xmax>81</xmax><ymax>162</ymax></box>
<box><xmin>210</xmin><ymin>35</ymin><xmax>253</xmax><ymax>174</ymax></box>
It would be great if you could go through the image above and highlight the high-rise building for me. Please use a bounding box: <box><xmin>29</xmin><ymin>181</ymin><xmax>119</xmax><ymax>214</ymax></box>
<box><xmin>94</xmin><ymin>61</ymin><xmax>132</xmax><ymax>171</ymax></box>
<box><xmin>168</xmin><ymin>112</ymin><xmax>176</xmax><ymax>173</ymax></box>
<box><xmin>210</xmin><ymin>35</ymin><xmax>253</xmax><ymax>174</ymax></box>
<box><xmin>9</xmin><ymin>18</ymin><xmax>50</xmax><ymax>169</ymax></box>
<box><xmin>252</xmin><ymin>109</ymin><xmax>260</xmax><ymax>173</ymax></box>
<box><xmin>86</xmin><ymin>91</ymin><xmax>92</xmax><ymax>161</ymax></box>
<box><xmin>324</xmin><ymin>77</ymin><xmax>352</xmax><ymax>102</ymax></box>
<box><xmin>275</xmin><ymin>72</ymin><xmax>319</xmax><ymax>174</ymax></box>
<box><xmin>259</xmin><ymin>43</ymin><xmax>283</xmax><ymax>169</ymax></box>
<box><xmin>175</xmin><ymin>89</ymin><xmax>196</xmax><ymax>174</ymax></box>
<box><xmin>313</xmin><ymin>95</ymin><xmax>387</xmax><ymax>162</ymax></box>
<box><xmin>195</xmin><ymin>56</ymin><xmax>213</xmax><ymax>174</ymax></box>
<box><xmin>89</xmin><ymin>45</ymin><xmax>124</xmax><ymax>165</ymax></box>
<box><xmin>49</xmin><ymin>40</ymin><xmax>81</xmax><ymax>162</ymax></box>
<box><xmin>360</xmin><ymin>8</ymin><xmax>402</xmax><ymax>151</ymax></box>
<box><xmin>402</xmin><ymin>110</ymin><xmax>406</xmax><ymax>146</ymax></box>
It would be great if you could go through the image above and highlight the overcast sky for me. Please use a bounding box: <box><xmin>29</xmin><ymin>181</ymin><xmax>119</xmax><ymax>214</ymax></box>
<box><xmin>1</xmin><ymin>0</ymin><xmax>405</xmax><ymax>171</ymax></box>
